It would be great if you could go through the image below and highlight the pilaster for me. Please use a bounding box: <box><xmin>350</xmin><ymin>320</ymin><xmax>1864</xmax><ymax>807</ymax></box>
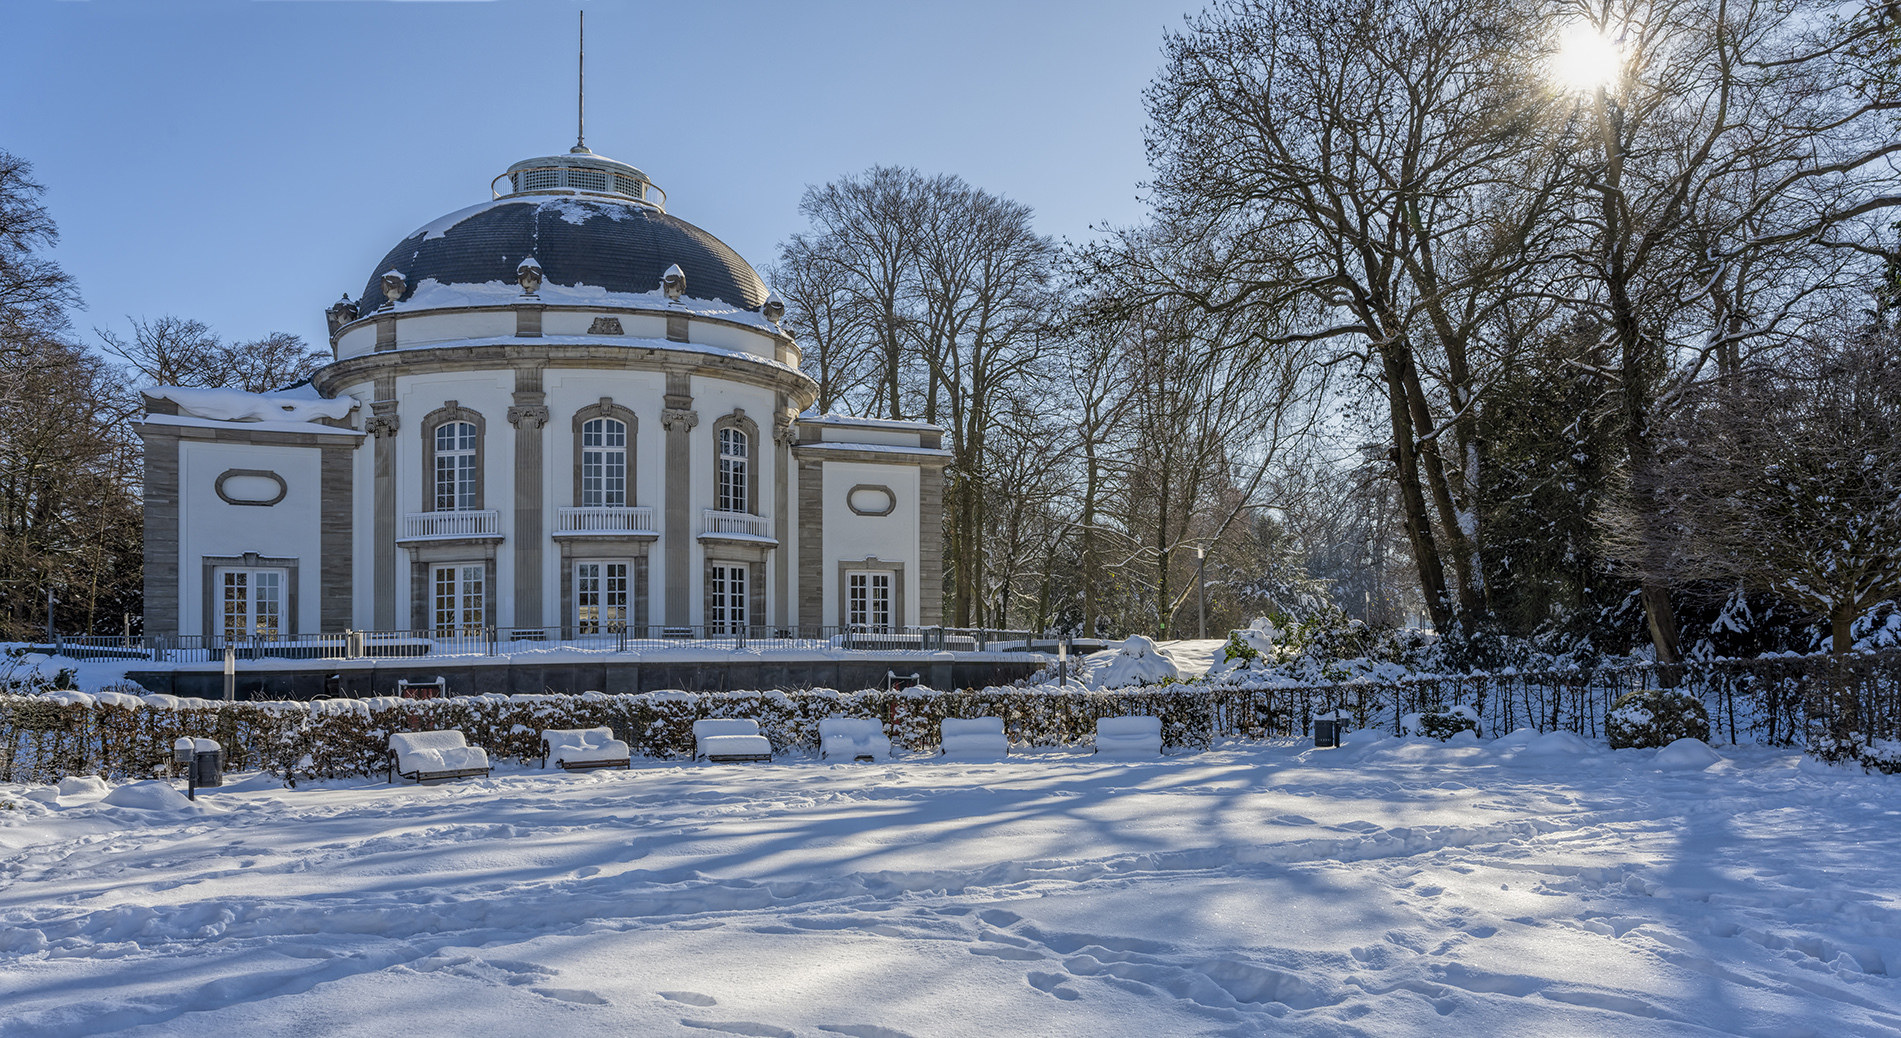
<box><xmin>661</xmin><ymin>369</ymin><xmax>698</xmax><ymax>626</ymax></box>
<box><xmin>509</xmin><ymin>364</ymin><xmax>549</xmax><ymax>629</ymax></box>
<box><xmin>367</xmin><ymin>376</ymin><xmax>399</xmax><ymax>629</ymax></box>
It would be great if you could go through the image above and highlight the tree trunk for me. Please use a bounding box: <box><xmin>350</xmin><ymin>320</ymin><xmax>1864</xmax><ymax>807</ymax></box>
<box><xmin>1382</xmin><ymin>352</ymin><xmax>1454</xmax><ymax>631</ymax></box>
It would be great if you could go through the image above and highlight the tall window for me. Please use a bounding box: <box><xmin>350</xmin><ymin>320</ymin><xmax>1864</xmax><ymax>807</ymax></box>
<box><xmin>847</xmin><ymin>570</ymin><xmax>892</xmax><ymax>632</ymax></box>
<box><xmin>434</xmin><ymin>421</ymin><xmax>478</xmax><ymax>511</ymax></box>
<box><xmin>581</xmin><ymin>418</ymin><xmax>627</xmax><ymax>507</ymax></box>
<box><xmin>717</xmin><ymin>427</ymin><xmax>749</xmax><ymax>513</ymax></box>
<box><xmin>432</xmin><ymin>564</ymin><xmax>485</xmax><ymax>636</ymax></box>
<box><xmin>219</xmin><ymin>568</ymin><xmax>283</xmax><ymax>641</ymax></box>
<box><xmin>576</xmin><ymin>561</ymin><xmax>628</xmax><ymax>633</ymax></box>
<box><xmin>709</xmin><ymin>564</ymin><xmax>747</xmax><ymax>634</ymax></box>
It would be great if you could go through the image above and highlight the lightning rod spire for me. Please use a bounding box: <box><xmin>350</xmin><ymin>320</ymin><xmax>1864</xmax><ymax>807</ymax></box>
<box><xmin>573</xmin><ymin>10</ymin><xmax>588</xmax><ymax>154</ymax></box>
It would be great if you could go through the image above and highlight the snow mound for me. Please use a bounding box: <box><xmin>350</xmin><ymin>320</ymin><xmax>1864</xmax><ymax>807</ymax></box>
<box><xmin>1654</xmin><ymin>737</ymin><xmax>1724</xmax><ymax>771</ymax></box>
<box><xmin>57</xmin><ymin>776</ymin><xmax>110</xmax><ymax>799</ymax></box>
<box><xmin>1515</xmin><ymin>731</ymin><xmax>1598</xmax><ymax>757</ymax></box>
<box><xmin>1081</xmin><ymin>636</ymin><xmax>1182</xmax><ymax>690</ymax></box>
<box><xmin>99</xmin><ymin>781</ymin><xmax>194</xmax><ymax>812</ymax></box>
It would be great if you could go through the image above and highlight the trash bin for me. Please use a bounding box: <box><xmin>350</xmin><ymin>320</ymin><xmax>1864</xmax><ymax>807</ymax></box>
<box><xmin>192</xmin><ymin>738</ymin><xmax>224</xmax><ymax>787</ymax></box>
<box><xmin>1314</xmin><ymin>712</ymin><xmax>1346</xmax><ymax>748</ymax></box>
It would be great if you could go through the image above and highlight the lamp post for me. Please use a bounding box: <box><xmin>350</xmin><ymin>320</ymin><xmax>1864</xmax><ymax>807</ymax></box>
<box><xmin>1194</xmin><ymin>544</ymin><xmax>1207</xmax><ymax>641</ymax></box>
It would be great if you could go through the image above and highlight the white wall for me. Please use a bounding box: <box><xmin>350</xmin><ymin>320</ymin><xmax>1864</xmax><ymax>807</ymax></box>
<box><xmin>178</xmin><ymin>441</ymin><xmax>324</xmax><ymax>636</ymax></box>
<box><xmin>820</xmin><ymin>461</ymin><xmax>922</xmax><ymax>627</ymax></box>
<box><xmin>397</xmin><ymin>311</ymin><xmax>512</xmax><ymax>348</ymax></box>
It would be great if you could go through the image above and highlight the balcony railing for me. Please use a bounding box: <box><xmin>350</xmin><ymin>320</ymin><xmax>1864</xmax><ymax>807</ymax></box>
<box><xmin>399</xmin><ymin>509</ymin><xmax>502</xmax><ymax>541</ymax></box>
<box><xmin>556</xmin><ymin>505</ymin><xmax>657</xmax><ymax>536</ymax></box>
<box><xmin>701</xmin><ymin>509</ymin><xmax>773</xmax><ymax>539</ymax></box>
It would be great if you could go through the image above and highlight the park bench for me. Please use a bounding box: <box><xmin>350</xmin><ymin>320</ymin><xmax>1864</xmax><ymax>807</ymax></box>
<box><xmin>1094</xmin><ymin>715</ymin><xmax>1163</xmax><ymax>757</ymax></box>
<box><xmin>388</xmin><ymin>730</ymin><xmax>492</xmax><ymax>783</ymax></box>
<box><xmin>940</xmin><ymin>717</ymin><xmax>1008</xmax><ymax>759</ymax></box>
<box><xmin>541</xmin><ymin>726</ymin><xmax>632</xmax><ymax>771</ymax></box>
<box><xmin>819</xmin><ymin>717</ymin><xmax>892</xmax><ymax>761</ymax></box>
<box><xmin>693</xmin><ymin>718</ymin><xmax>773</xmax><ymax>762</ymax></box>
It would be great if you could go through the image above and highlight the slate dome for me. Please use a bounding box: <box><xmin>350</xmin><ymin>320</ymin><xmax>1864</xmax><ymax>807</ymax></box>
<box><xmin>355</xmin><ymin>155</ymin><xmax>768</xmax><ymax>314</ymax></box>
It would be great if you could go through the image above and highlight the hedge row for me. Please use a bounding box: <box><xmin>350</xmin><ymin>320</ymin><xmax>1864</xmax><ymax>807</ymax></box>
<box><xmin>0</xmin><ymin>685</ymin><xmax>1261</xmax><ymax>785</ymax></box>
<box><xmin>6</xmin><ymin>650</ymin><xmax>1898</xmax><ymax>785</ymax></box>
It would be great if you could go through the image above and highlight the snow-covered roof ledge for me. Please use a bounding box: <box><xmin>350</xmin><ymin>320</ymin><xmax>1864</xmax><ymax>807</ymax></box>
<box><xmin>141</xmin><ymin>385</ymin><xmax>358</xmax><ymax>424</ymax></box>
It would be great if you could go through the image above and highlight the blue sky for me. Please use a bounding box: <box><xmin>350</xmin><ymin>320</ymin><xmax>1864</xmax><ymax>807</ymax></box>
<box><xmin>8</xmin><ymin>0</ymin><xmax>1196</xmax><ymax>352</ymax></box>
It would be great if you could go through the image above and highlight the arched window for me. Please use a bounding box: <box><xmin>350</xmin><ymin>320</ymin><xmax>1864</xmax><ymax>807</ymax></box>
<box><xmin>434</xmin><ymin>421</ymin><xmax>478</xmax><ymax>511</ymax></box>
<box><xmin>717</xmin><ymin>427</ymin><xmax>749</xmax><ymax>513</ymax></box>
<box><xmin>580</xmin><ymin>417</ymin><xmax>627</xmax><ymax>507</ymax></box>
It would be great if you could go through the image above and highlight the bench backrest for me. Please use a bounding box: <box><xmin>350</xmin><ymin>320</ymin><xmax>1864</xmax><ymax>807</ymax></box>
<box><xmin>941</xmin><ymin>717</ymin><xmax>1004</xmax><ymax>738</ymax></box>
<box><xmin>819</xmin><ymin>717</ymin><xmax>884</xmax><ymax>739</ymax></box>
<box><xmin>543</xmin><ymin>726</ymin><xmax>614</xmax><ymax>745</ymax></box>
<box><xmin>693</xmin><ymin>718</ymin><xmax>760</xmax><ymax>738</ymax></box>
<box><xmin>389</xmin><ymin>730</ymin><xmax>469</xmax><ymax>755</ymax></box>
<box><xmin>1096</xmin><ymin>715</ymin><xmax>1162</xmax><ymax>738</ymax></box>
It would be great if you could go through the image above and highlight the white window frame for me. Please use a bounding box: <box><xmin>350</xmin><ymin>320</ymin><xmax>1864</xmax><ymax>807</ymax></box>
<box><xmin>431</xmin><ymin>563</ymin><xmax>486</xmax><ymax>636</ymax></box>
<box><xmin>717</xmin><ymin>427</ymin><xmax>749</xmax><ymax>514</ymax></box>
<box><xmin>580</xmin><ymin>417</ymin><xmax>628</xmax><ymax>507</ymax></box>
<box><xmin>846</xmin><ymin>570</ymin><xmax>893</xmax><ymax>633</ymax></box>
<box><xmin>434</xmin><ymin>421</ymin><xmax>479</xmax><ymax>511</ymax></box>
<box><xmin>217</xmin><ymin>567</ymin><xmax>284</xmax><ymax>641</ymax></box>
<box><xmin>575</xmin><ymin>560</ymin><xmax>629</xmax><ymax>634</ymax></box>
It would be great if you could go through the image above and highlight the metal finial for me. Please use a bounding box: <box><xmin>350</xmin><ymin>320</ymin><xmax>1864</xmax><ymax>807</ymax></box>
<box><xmin>572</xmin><ymin>11</ymin><xmax>588</xmax><ymax>154</ymax></box>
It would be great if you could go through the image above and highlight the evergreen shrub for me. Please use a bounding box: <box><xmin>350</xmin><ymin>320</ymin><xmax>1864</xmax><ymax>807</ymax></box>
<box><xmin>1403</xmin><ymin>705</ymin><xmax>1480</xmax><ymax>740</ymax></box>
<box><xmin>1606</xmin><ymin>688</ymin><xmax>1710</xmax><ymax>749</ymax></box>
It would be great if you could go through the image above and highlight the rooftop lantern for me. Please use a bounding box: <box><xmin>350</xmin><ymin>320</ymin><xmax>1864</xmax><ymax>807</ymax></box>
<box><xmin>492</xmin><ymin>151</ymin><xmax>667</xmax><ymax>211</ymax></box>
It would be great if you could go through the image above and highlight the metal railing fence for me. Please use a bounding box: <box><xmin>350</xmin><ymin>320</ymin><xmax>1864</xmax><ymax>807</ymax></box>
<box><xmin>32</xmin><ymin>625</ymin><xmax>1039</xmax><ymax>665</ymax></box>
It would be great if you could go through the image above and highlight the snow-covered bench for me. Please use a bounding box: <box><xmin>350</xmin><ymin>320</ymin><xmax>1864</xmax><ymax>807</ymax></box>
<box><xmin>693</xmin><ymin>718</ymin><xmax>772</xmax><ymax>763</ymax></box>
<box><xmin>540</xmin><ymin>726</ymin><xmax>631</xmax><ymax>771</ymax></box>
<box><xmin>388</xmin><ymin>730</ymin><xmax>491</xmax><ymax>783</ymax></box>
<box><xmin>940</xmin><ymin>717</ymin><xmax>1008</xmax><ymax>759</ymax></box>
<box><xmin>1094</xmin><ymin>715</ymin><xmax>1163</xmax><ymax>757</ymax></box>
<box><xmin>819</xmin><ymin>717</ymin><xmax>892</xmax><ymax>761</ymax></box>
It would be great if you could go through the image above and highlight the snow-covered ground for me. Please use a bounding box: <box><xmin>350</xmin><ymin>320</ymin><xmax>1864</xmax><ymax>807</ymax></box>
<box><xmin>4</xmin><ymin>733</ymin><xmax>1898</xmax><ymax>1037</ymax></box>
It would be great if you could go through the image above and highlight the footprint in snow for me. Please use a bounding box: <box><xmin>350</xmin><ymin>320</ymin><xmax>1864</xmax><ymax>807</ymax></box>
<box><xmin>534</xmin><ymin>987</ymin><xmax>609</xmax><ymax>1005</ymax></box>
<box><xmin>821</xmin><ymin>1026</ymin><xmax>919</xmax><ymax>1038</ymax></box>
<box><xmin>969</xmin><ymin>943</ymin><xmax>1047</xmax><ymax>961</ymax></box>
<box><xmin>1027</xmin><ymin>971</ymin><xmax>1082</xmax><ymax>1001</ymax></box>
<box><xmin>679</xmin><ymin>1021</ymin><xmax>796</xmax><ymax>1038</ymax></box>
<box><xmin>660</xmin><ymin>991</ymin><xmax>719</xmax><ymax>1006</ymax></box>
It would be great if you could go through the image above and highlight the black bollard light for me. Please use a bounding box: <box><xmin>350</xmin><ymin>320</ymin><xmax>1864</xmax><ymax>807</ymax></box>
<box><xmin>173</xmin><ymin>737</ymin><xmax>197</xmax><ymax>801</ymax></box>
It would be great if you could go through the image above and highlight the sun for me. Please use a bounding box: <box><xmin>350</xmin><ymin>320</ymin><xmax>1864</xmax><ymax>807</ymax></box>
<box><xmin>1549</xmin><ymin>22</ymin><xmax>1624</xmax><ymax>95</ymax></box>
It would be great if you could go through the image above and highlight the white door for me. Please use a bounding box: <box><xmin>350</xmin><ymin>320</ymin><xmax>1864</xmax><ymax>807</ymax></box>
<box><xmin>218</xmin><ymin>568</ymin><xmax>283</xmax><ymax>641</ymax></box>
<box><xmin>576</xmin><ymin>561</ymin><xmax>629</xmax><ymax>633</ymax></box>
<box><xmin>432</xmin><ymin>564</ymin><xmax>485</xmax><ymax>636</ymax></box>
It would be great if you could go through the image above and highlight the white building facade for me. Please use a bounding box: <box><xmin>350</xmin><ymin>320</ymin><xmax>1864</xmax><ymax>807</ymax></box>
<box><xmin>137</xmin><ymin>146</ymin><xmax>945</xmax><ymax>643</ymax></box>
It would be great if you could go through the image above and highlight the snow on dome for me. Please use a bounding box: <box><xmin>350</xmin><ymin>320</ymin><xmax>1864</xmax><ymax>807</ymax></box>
<box><xmin>355</xmin><ymin>195</ymin><xmax>768</xmax><ymax>314</ymax></box>
<box><xmin>143</xmin><ymin>386</ymin><xmax>357</xmax><ymax>424</ymax></box>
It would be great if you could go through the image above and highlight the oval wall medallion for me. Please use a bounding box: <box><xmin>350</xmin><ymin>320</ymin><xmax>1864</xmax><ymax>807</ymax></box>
<box><xmin>215</xmin><ymin>468</ymin><xmax>288</xmax><ymax>507</ymax></box>
<box><xmin>847</xmin><ymin>484</ymin><xmax>896</xmax><ymax>517</ymax></box>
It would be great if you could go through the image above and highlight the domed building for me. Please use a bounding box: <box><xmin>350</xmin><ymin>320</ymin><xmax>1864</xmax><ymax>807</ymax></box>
<box><xmin>137</xmin><ymin>146</ymin><xmax>945</xmax><ymax>646</ymax></box>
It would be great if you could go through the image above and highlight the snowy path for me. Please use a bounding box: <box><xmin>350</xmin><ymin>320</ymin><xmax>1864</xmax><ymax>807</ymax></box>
<box><xmin>3</xmin><ymin>734</ymin><xmax>1899</xmax><ymax>1036</ymax></box>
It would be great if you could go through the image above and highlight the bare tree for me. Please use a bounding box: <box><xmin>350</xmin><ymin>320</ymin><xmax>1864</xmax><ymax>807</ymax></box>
<box><xmin>99</xmin><ymin>316</ymin><xmax>326</xmax><ymax>393</ymax></box>
<box><xmin>0</xmin><ymin>151</ymin><xmax>80</xmax><ymax>356</ymax></box>
<box><xmin>766</xmin><ymin>250</ymin><xmax>879</xmax><ymax>414</ymax></box>
<box><xmin>0</xmin><ymin>338</ymin><xmax>142</xmax><ymax>638</ymax></box>
<box><xmin>779</xmin><ymin>168</ymin><xmax>1059</xmax><ymax>626</ymax></box>
<box><xmin>1125</xmin><ymin>0</ymin><xmax>1573</xmax><ymax>632</ymax></box>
